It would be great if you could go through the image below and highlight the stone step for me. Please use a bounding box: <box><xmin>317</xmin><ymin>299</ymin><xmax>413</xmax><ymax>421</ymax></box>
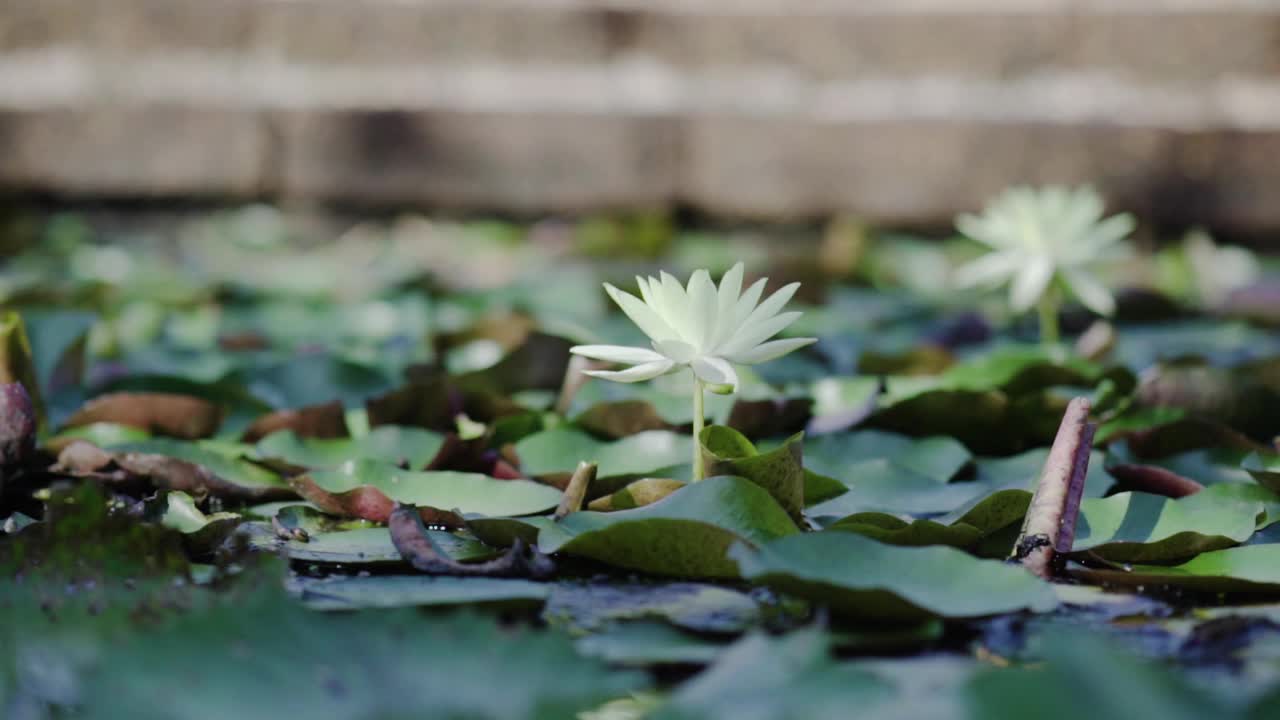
<box><xmin>3</xmin><ymin>0</ymin><xmax>1280</xmax><ymax>227</ymax></box>
<box><xmin>5</xmin><ymin>0</ymin><xmax>1278</xmax><ymax>83</ymax></box>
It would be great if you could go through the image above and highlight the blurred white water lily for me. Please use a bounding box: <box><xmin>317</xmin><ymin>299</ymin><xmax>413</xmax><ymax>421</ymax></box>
<box><xmin>570</xmin><ymin>263</ymin><xmax>816</xmax><ymax>393</ymax></box>
<box><xmin>954</xmin><ymin>185</ymin><xmax>1134</xmax><ymax>322</ymax></box>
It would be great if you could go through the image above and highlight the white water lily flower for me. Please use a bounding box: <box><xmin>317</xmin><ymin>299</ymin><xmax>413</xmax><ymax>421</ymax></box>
<box><xmin>954</xmin><ymin>185</ymin><xmax>1134</xmax><ymax>316</ymax></box>
<box><xmin>570</xmin><ymin>263</ymin><xmax>816</xmax><ymax>394</ymax></box>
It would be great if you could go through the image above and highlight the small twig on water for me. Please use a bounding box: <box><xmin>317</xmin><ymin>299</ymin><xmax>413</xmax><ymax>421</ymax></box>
<box><xmin>389</xmin><ymin>503</ymin><xmax>555</xmax><ymax>579</ymax></box>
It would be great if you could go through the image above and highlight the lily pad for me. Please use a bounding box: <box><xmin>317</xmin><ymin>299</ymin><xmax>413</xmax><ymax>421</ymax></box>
<box><xmin>652</xmin><ymin>628</ymin><xmax>893</xmax><ymax>720</ymax></box>
<box><xmin>543</xmin><ymin>582</ymin><xmax>760</xmax><ymax>634</ymax></box>
<box><xmin>251</xmin><ymin>525</ymin><xmax>493</xmax><ymax>566</ymax></box>
<box><xmin>1070</xmin><ymin>484</ymin><xmax>1275</xmax><ymax>563</ymax></box>
<box><xmin>293</xmin><ymin>460</ymin><xmax>562</xmax><ymax>522</ymax></box>
<box><xmin>77</xmin><ymin>590</ymin><xmax>648</xmax><ymax>720</ymax></box>
<box><xmin>254</xmin><ymin>426</ymin><xmax>446</xmax><ymax>470</ymax></box>
<box><xmin>515</xmin><ymin>427</ymin><xmax>691</xmax><ymax>480</ymax></box>
<box><xmin>1243</xmin><ymin>452</ymin><xmax>1280</xmax><ymax>493</ymax></box>
<box><xmin>730</xmin><ymin>532</ymin><xmax>1057</xmax><ymax>621</ymax></box>
<box><xmin>292</xmin><ymin>575</ymin><xmax>550</xmax><ymax>611</ymax></box>
<box><xmin>700</xmin><ymin>426</ymin><xmax>805</xmax><ymax>522</ymax></box>
<box><xmin>826</xmin><ymin>488</ymin><xmax>1031</xmax><ymax>550</ymax></box>
<box><xmin>1069</xmin><ymin>545</ymin><xmax>1280</xmax><ymax>593</ymax></box>
<box><xmin>109</xmin><ymin>438</ymin><xmax>292</xmax><ymax>498</ymax></box>
<box><xmin>541</xmin><ymin>476</ymin><xmax>801</xmax><ymax>579</ymax></box>
<box><xmin>803</xmin><ymin>430</ymin><xmax>971</xmax><ymax>482</ymax></box>
<box><xmin>576</xmin><ymin>622</ymin><xmax>728</xmax><ymax>666</ymax></box>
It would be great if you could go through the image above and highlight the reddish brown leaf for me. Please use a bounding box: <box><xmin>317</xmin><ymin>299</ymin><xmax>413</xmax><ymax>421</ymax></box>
<box><xmin>53</xmin><ymin>440</ymin><xmax>295</xmax><ymax>502</ymax></box>
<box><xmin>64</xmin><ymin>393</ymin><xmax>223</xmax><ymax>439</ymax></box>
<box><xmin>1108</xmin><ymin>463</ymin><xmax>1205</xmax><ymax>499</ymax></box>
<box><xmin>114</xmin><ymin>453</ymin><xmax>294</xmax><ymax>502</ymax></box>
<box><xmin>240</xmin><ymin>400</ymin><xmax>349</xmax><ymax>443</ymax></box>
<box><xmin>288</xmin><ymin>474</ymin><xmax>464</xmax><ymax>529</ymax></box>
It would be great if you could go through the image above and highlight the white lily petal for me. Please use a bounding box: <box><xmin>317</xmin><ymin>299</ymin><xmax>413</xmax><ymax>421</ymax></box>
<box><xmin>736</xmin><ymin>282</ymin><xmax>801</xmax><ymax>338</ymax></box>
<box><xmin>636</xmin><ymin>275</ymin><xmax>659</xmax><ymax>311</ymax></box>
<box><xmin>956</xmin><ymin>213</ymin><xmax>1006</xmax><ymax>249</ymax></box>
<box><xmin>719</xmin><ymin>311</ymin><xmax>803</xmax><ymax>357</ymax></box>
<box><xmin>1082</xmin><ymin>213</ymin><xmax>1135</xmax><ymax>252</ymax></box>
<box><xmin>584</xmin><ymin>359</ymin><xmax>676</xmax><ymax>384</ymax></box>
<box><xmin>691</xmin><ymin>356</ymin><xmax>740</xmax><ymax>393</ymax></box>
<box><xmin>1062</xmin><ymin>268</ymin><xmax>1116</xmax><ymax>317</ymax></box>
<box><xmin>730</xmin><ymin>278</ymin><xmax>768</xmax><ymax>331</ymax></box>
<box><xmin>712</xmin><ymin>263</ymin><xmax>744</xmax><ymax>348</ymax></box>
<box><xmin>686</xmin><ymin>269</ymin><xmax>718</xmax><ymax>351</ymax></box>
<box><xmin>953</xmin><ymin>251</ymin><xmax>1023</xmax><ymax>289</ymax></box>
<box><xmin>570</xmin><ymin>344</ymin><xmax>667</xmax><ymax>365</ymax></box>
<box><xmin>1009</xmin><ymin>256</ymin><xmax>1055</xmax><ymax>312</ymax></box>
<box><xmin>727</xmin><ymin>337</ymin><xmax>817</xmax><ymax>365</ymax></box>
<box><xmin>659</xmin><ymin>272</ymin><xmax>694</xmax><ymax>342</ymax></box>
<box><xmin>653</xmin><ymin>338</ymin><xmax>697</xmax><ymax>364</ymax></box>
<box><xmin>605</xmin><ymin>283</ymin><xmax>678</xmax><ymax>343</ymax></box>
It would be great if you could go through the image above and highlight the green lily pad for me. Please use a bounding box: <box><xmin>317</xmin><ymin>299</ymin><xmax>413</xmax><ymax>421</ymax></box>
<box><xmin>295</xmin><ymin>460</ymin><xmax>562</xmax><ymax>521</ymax></box>
<box><xmin>700</xmin><ymin>426</ymin><xmax>805</xmax><ymax>522</ymax></box>
<box><xmin>1069</xmin><ymin>545</ymin><xmax>1280</xmax><ymax>593</ymax></box>
<box><xmin>1243</xmin><ymin>452</ymin><xmax>1280</xmax><ymax>493</ymax></box>
<box><xmin>730</xmin><ymin>532</ymin><xmax>1057</xmax><ymax>621</ymax></box>
<box><xmin>254</xmin><ymin>426</ymin><xmax>446</xmax><ymax>470</ymax></box>
<box><xmin>77</xmin><ymin>589</ymin><xmax>648</xmax><ymax>720</ymax></box>
<box><xmin>967</xmin><ymin>632</ymin><xmax>1226</xmax><ymax>720</ymax></box>
<box><xmin>543</xmin><ymin>582</ymin><xmax>760</xmax><ymax>634</ymax></box>
<box><xmin>251</xmin><ymin>525</ymin><xmax>493</xmax><ymax>566</ymax></box>
<box><xmin>826</xmin><ymin>488</ymin><xmax>1031</xmax><ymax>550</ymax></box>
<box><xmin>293</xmin><ymin>575</ymin><xmax>550</xmax><ymax>611</ymax></box>
<box><xmin>803</xmin><ymin>430</ymin><xmax>971</xmax><ymax>482</ymax></box>
<box><xmin>160</xmin><ymin>491</ymin><xmax>239</xmax><ymax>535</ymax></box>
<box><xmin>515</xmin><ymin>427</ymin><xmax>692</xmax><ymax>479</ymax></box>
<box><xmin>652</xmin><ymin>628</ymin><xmax>893</xmax><ymax>720</ymax></box>
<box><xmin>541</xmin><ymin>476</ymin><xmax>801</xmax><ymax>579</ymax></box>
<box><xmin>576</xmin><ymin>622</ymin><xmax>728</xmax><ymax>667</ymax></box>
<box><xmin>46</xmin><ymin>422</ymin><xmax>150</xmax><ymax>451</ymax></box>
<box><xmin>807</xmin><ymin>460</ymin><xmax>981</xmax><ymax>518</ymax></box>
<box><xmin>111</xmin><ymin>438</ymin><xmax>290</xmax><ymax>493</ymax></box>
<box><xmin>1070</xmin><ymin>484</ymin><xmax>1274</xmax><ymax>563</ymax></box>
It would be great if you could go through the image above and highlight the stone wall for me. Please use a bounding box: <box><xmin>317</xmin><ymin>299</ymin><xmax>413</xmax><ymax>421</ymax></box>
<box><xmin>3</xmin><ymin>0</ymin><xmax>1280</xmax><ymax>229</ymax></box>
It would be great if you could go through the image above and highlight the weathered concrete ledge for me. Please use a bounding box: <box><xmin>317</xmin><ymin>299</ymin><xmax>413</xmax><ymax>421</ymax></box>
<box><xmin>2</xmin><ymin>1</ymin><xmax>1280</xmax><ymax>227</ymax></box>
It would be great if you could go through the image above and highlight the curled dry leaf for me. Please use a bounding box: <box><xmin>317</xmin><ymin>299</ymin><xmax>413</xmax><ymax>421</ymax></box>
<box><xmin>63</xmin><ymin>392</ymin><xmax>223</xmax><ymax>439</ymax></box>
<box><xmin>240</xmin><ymin>400</ymin><xmax>349</xmax><ymax>443</ymax></box>
<box><xmin>389</xmin><ymin>504</ymin><xmax>554</xmax><ymax>578</ymax></box>
<box><xmin>588</xmin><ymin>478</ymin><xmax>686</xmax><ymax>511</ymax></box>
<box><xmin>1010</xmin><ymin>397</ymin><xmax>1096</xmax><ymax>579</ymax></box>
<box><xmin>288</xmin><ymin>475</ymin><xmax>466</xmax><ymax>529</ymax></box>
<box><xmin>54</xmin><ymin>440</ymin><xmax>295</xmax><ymax>502</ymax></box>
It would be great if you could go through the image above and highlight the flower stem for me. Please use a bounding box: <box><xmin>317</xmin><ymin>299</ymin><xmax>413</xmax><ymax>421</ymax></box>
<box><xmin>1037</xmin><ymin>291</ymin><xmax>1060</xmax><ymax>346</ymax></box>
<box><xmin>691</xmin><ymin>377</ymin><xmax>705</xmax><ymax>482</ymax></box>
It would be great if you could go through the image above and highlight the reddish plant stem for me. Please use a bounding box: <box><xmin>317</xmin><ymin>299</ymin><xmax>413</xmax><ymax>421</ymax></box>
<box><xmin>1010</xmin><ymin>397</ymin><xmax>1096</xmax><ymax>579</ymax></box>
